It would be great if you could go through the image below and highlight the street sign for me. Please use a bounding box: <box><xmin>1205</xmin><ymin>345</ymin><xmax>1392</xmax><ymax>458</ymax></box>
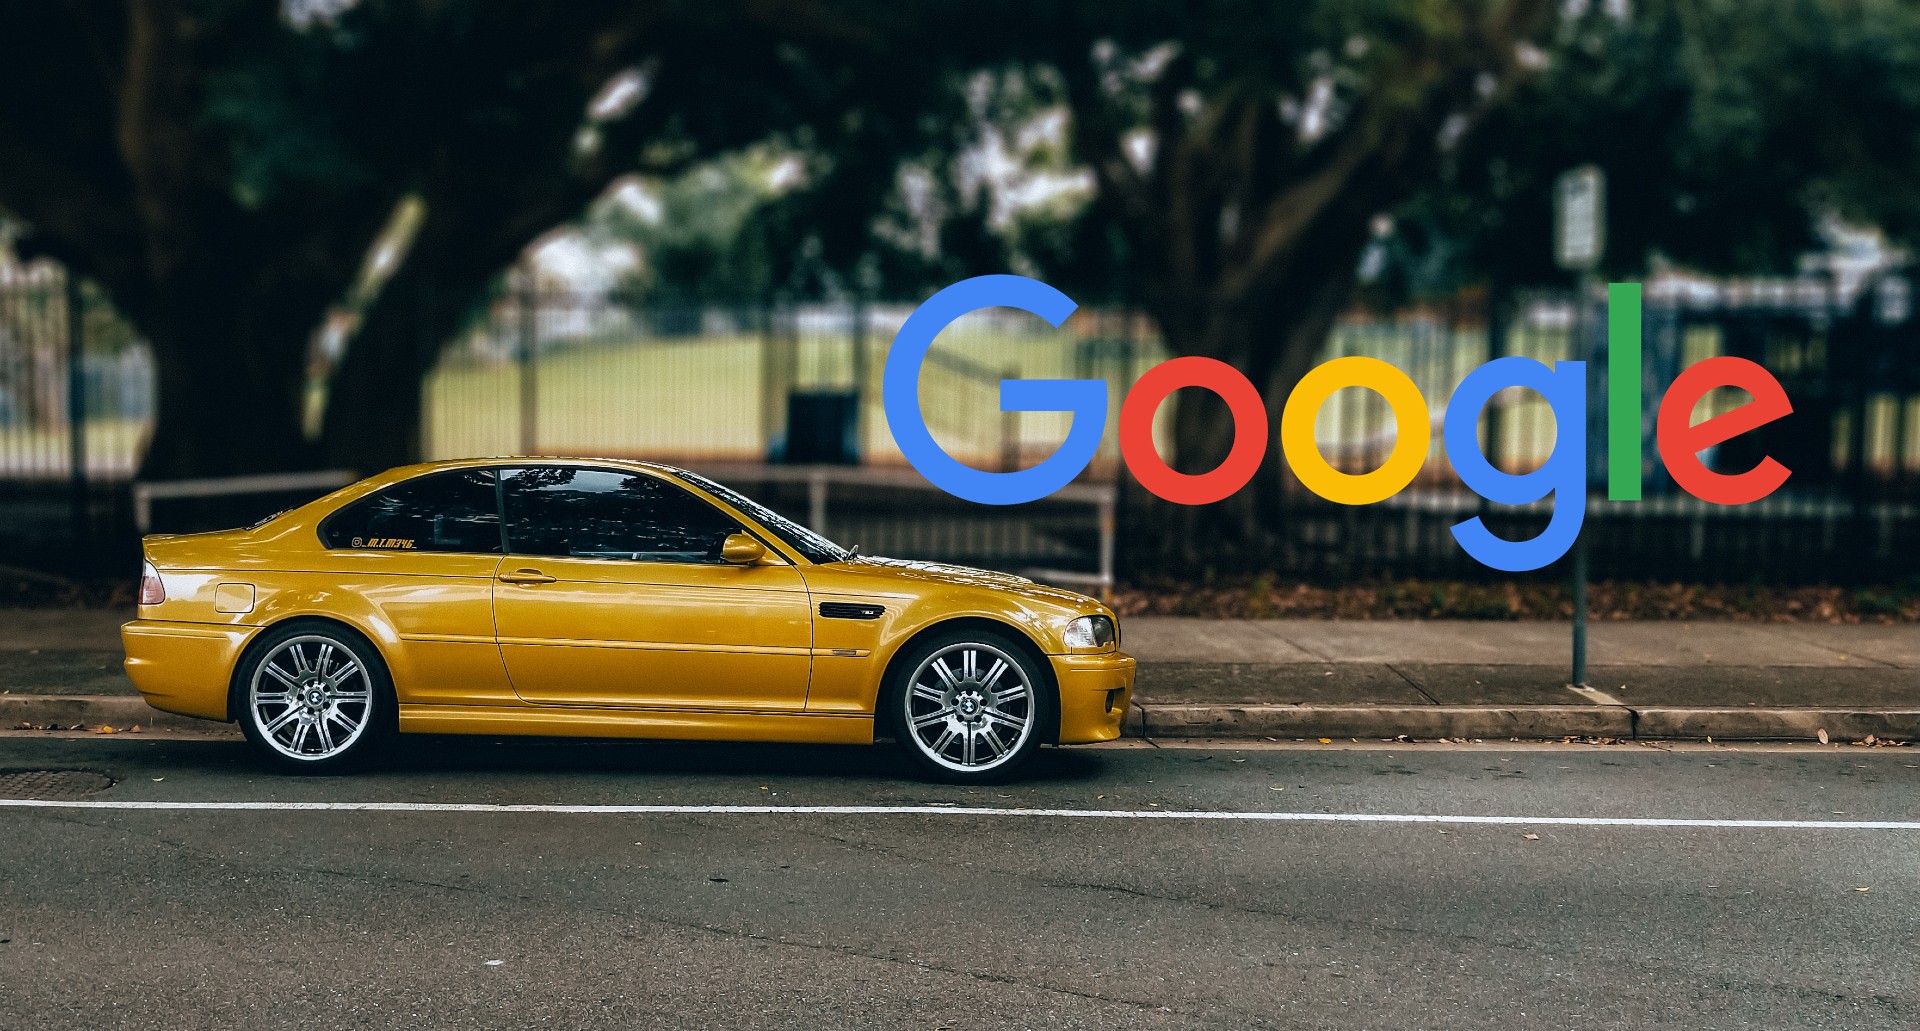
<box><xmin>1555</xmin><ymin>165</ymin><xmax>1606</xmax><ymax>271</ymax></box>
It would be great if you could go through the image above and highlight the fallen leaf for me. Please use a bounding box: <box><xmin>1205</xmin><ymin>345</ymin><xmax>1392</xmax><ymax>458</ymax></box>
<box><xmin>1318</xmin><ymin>738</ymin><xmax>1332</xmax><ymax>744</ymax></box>
<box><xmin>1817</xmin><ymin>729</ymin><xmax>1830</xmax><ymax>745</ymax></box>
<box><xmin>1855</xmin><ymin>886</ymin><xmax>1872</xmax><ymax>893</ymax></box>
<box><xmin>1523</xmin><ymin>833</ymin><xmax>1540</xmax><ymax>841</ymax></box>
<box><xmin>91</xmin><ymin>725</ymin><xmax>117</xmax><ymax>734</ymax></box>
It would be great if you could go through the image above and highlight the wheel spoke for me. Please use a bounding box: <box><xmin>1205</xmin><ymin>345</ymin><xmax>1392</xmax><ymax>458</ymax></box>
<box><xmin>288</xmin><ymin>644</ymin><xmax>312</xmax><ymax>677</ymax></box>
<box><xmin>262</xmin><ymin>706</ymin><xmax>301</xmax><ymax>735</ymax></box>
<box><xmin>325</xmin><ymin>708</ymin><xmax>359</xmax><ymax>735</ymax></box>
<box><xmin>930</xmin><ymin>727</ymin><xmax>957</xmax><ymax>757</ymax></box>
<box><xmin>994</xmin><ymin>684</ymin><xmax>1027</xmax><ymax>707</ymax></box>
<box><xmin>960</xmin><ymin>649</ymin><xmax>978</xmax><ymax>680</ymax></box>
<box><xmin>982</xmin><ymin>709</ymin><xmax>1024</xmax><ymax>732</ymax></box>
<box><xmin>324</xmin><ymin>661</ymin><xmax>361</xmax><ymax>689</ymax></box>
<box><xmin>315</xmin><ymin>716</ymin><xmax>335</xmax><ymax>753</ymax></box>
<box><xmin>911</xmin><ymin>707</ymin><xmax>954</xmax><ymax>729</ymax></box>
<box><xmin>962</xmin><ymin>726</ymin><xmax>977</xmax><ymax>765</ymax></box>
<box><xmin>288</xmin><ymin>720</ymin><xmax>311</xmax><ymax>753</ymax></box>
<box><xmin>263</xmin><ymin>662</ymin><xmax>301</xmax><ymax>691</ymax></box>
<box><xmin>314</xmin><ymin>643</ymin><xmax>336</xmax><ymax>679</ymax></box>
<box><xmin>929</xmin><ymin>658</ymin><xmax>959</xmax><ymax>689</ymax></box>
<box><xmin>910</xmin><ymin>684</ymin><xmax>946</xmax><ymax>705</ymax></box>
<box><xmin>978</xmin><ymin>724</ymin><xmax>1007</xmax><ymax>759</ymax></box>
<box><xmin>253</xmin><ymin>690</ymin><xmax>290</xmax><ymax>705</ymax></box>
<box><xmin>978</xmin><ymin>658</ymin><xmax>1008</xmax><ymax>691</ymax></box>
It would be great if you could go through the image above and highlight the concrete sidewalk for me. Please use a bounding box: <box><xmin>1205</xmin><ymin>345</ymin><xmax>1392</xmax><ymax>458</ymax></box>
<box><xmin>1121</xmin><ymin>618</ymin><xmax>1919</xmax><ymax>742</ymax></box>
<box><xmin>2</xmin><ymin>610</ymin><xmax>1915</xmax><ymax>741</ymax></box>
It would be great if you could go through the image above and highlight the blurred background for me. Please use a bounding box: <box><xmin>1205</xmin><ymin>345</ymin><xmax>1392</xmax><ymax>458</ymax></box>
<box><xmin>3</xmin><ymin>0</ymin><xmax>1919</xmax><ymax>615</ymax></box>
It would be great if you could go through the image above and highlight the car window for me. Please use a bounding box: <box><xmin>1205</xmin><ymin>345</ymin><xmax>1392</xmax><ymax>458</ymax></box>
<box><xmin>673</xmin><ymin>469</ymin><xmax>849</xmax><ymax>564</ymax></box>
<box><xmin>321</xmin><ymin>469</ymin><xmax>502</xmax><ymax>553</ymax></box>
<box><xmin>500</xmin><ymin>466</ymin><xmax>743</xmax><ymax>563</ymax></box>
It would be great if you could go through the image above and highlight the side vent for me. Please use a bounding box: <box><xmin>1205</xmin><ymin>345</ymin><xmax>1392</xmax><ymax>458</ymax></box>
<box><xmin>820</xmin><ymin>602</ymin><xmax>884</xmax><ymax>620</ymax></box>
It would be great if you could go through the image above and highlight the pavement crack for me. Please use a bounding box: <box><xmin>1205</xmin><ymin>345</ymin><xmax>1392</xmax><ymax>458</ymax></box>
<box><xmin>1384</xmin><ymin>663</ymin><xmax>1440</xmax><ymax>704</ymax></box>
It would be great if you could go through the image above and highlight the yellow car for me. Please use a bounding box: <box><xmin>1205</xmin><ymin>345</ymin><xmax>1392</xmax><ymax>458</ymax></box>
<box><xmin>123</xmin><ymin>459</ymin><xmax>1134</xmax><ymax>781</ymax></box>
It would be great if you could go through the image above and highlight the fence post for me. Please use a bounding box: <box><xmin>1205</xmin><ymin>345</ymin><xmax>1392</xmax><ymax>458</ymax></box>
<box><xmin>518</xmin><ymin>281</ymin><xmax>537</xmax><ymax>455</ymax></box>
<box><xmin>1097</xmin><ymin>492</ymin><xmax>1116</xmax><ymax>604</ymax></box>
<box><xmin>999</xmin><ymin>367</ymin><xmax>1020</xmax><ymax>471</ymax></box>
<box><xmin>850</xmin><ymin>293</ymin><xmax>868</xmax><ymax>462</ymax></box>
<box><xmin>807</xmin><ymin>470</ymin><xmax>828</xmax><ymax>537</ymax></box>
<box><xmin>65</xmin><ymin>270</ymin><xmax>87</xmax><ymax>543</ymax></box>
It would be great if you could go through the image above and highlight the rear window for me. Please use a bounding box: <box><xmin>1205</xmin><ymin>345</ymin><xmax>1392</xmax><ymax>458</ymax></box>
<box><xmin>320</xmin><ymin>469</ymin><xmax>502</xmax><ymax>554</ymax></box>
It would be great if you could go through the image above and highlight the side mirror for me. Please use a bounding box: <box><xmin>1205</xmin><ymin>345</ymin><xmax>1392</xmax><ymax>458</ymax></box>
<box><xmin>720</xmin><ymin>532</ymin><xmax>769</xmax><ymax>565</ymax></box>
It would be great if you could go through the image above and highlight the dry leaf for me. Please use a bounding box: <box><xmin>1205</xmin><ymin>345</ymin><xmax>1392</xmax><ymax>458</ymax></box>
<box><xmin>1817</xmin><ymin>729</ymin><xmax>1830</xmax><ymax>744</ymax></box>
<box><xmin>1523</xmin><ymin>833</ymin><xmax>1541</xmax><ymax>841</ymax></box>
<box><xmin>1854</xmin><ymin>886</ymin><xmax>1872</xmax><ymax>893</ymax></box>
<box><xmin>91</xmin><ymin>725</ymin><xmax>117</xmax><ymax>734</ymax></box>
<box><xmin>1318</xmin><ymin>738</ymin><xmax>1332</xmax><ymax>744</ymax></box>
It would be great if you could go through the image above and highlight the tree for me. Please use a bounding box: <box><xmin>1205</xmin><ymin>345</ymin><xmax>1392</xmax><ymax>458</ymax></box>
<box><xmin>994</xmin><ymin>2</ymin><xmax>1553</xmax><ymax>544</ymax></box>
<box><xmin>0</xmin><ymin>1</ymin><xmax>853</xmax><ymax>477</ymax></box>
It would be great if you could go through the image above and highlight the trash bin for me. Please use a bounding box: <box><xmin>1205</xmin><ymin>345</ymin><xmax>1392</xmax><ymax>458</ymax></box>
<box><xmin>780</xmin><ymin>389</ymin><xmax>860</xmax><ymax>465</ymax></box>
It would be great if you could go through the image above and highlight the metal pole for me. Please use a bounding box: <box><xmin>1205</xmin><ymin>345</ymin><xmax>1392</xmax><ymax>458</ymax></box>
<box><xmin>65</xmin><ymin>271</ymin><xmax>87</xmax><ymax>544</ymax></box>
<box><xmin>808</xmin><ymin>470</ymin><xmax>828</xmax><ymax>536</ymax></box>
<box><xmin>1097</xmin><ymin>493</ymin><xmax>1116</xmax><ymax>605</ymax></box>
<box><xmin>849</xmin><ymin>293</ymin><xmax>868</xmax><ymax>463</ymax></box>
<box><xmin>1570</xmin><ymin>275</ymin><xmax>1596</xmax><ymax>688</ymax></box>
<box><xmin>518</xmin><ymin>278</ymin><xmax>537</xmax><ymax>456</ymax></box>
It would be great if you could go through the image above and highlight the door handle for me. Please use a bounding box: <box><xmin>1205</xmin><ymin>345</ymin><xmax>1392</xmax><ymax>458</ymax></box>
<box><xmin>497</xmin><ymin>568</ymin><xmax>557</xmax><ymax>585</ymax></box>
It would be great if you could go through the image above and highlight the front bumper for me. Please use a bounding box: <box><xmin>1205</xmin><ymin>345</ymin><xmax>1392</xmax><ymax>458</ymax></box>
<box><xmin>1050</xmin><ymin>650</ymin><xmax>1135</xmax><ymax>743</ymax></box>
<box><xmin>121</xmin><ymin>620</ymin><xmax>252</xmax><ymax>722</ymax></box>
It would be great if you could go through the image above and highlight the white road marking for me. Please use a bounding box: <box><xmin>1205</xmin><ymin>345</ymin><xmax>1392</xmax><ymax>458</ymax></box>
<box><xmin>0</xmin><ymin>798</ymin><xmax>1917</xmax><ymax>829</ymax></box>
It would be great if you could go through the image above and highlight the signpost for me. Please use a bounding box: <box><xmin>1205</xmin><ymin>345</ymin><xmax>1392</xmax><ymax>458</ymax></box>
<box><xmin>1554</xmin><ymin>165</ymin><xmax>1605</xmax><ymax>688</ymax></box>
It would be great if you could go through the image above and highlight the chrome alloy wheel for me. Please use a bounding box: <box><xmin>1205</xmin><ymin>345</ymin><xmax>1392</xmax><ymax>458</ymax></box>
<box><xmin>903</xmin><ymin>641</ymin><xmax>1034</xmax><ymax>772</ymax></box>
<box><xmin>249</xmin><ymin>634</ymin><xmax>373</xmax><ymax>761</ymax></box>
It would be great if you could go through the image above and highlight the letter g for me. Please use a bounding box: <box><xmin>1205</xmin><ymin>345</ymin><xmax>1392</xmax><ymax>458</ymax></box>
<box><xmin>883</xmin><ymin>275</ymin><xmax>1107</xmax><ymax>505</ymax></box>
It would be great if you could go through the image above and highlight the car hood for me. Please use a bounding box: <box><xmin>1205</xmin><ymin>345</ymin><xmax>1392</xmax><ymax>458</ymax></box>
<box><xmin>822</xmin><ymin>556</ymin><xmax>1097</xmax><ymax>608</ymax></box>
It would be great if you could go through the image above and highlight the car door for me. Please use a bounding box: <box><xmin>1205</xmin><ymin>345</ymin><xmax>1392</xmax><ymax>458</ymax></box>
<box><xmin>315</xmin><ymin>467</ymin><xmax>515</xmax><ymax>705</ymax></box>
<box><xmin>491</xmin><ymin>465</ymin><xmax>814</xmax><ymax>711</ymax></box>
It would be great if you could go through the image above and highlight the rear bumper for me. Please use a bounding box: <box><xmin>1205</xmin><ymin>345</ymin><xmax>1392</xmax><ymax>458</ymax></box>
<box><xmin>1050</xmin><ymin>651</ymin><xmax>1135</xmax><ymax>744</ymax></box>
<box><xmin>121</xmin><ymin>620</ymin><xmax>251</xmax><ymax>722</ymax></box>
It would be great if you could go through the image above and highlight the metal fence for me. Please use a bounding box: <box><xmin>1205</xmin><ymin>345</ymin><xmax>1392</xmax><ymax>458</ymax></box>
<box><xmin>6</xmin><ymin>261</ymin><xmax>1920</xmax><ymax>583</ymax></box>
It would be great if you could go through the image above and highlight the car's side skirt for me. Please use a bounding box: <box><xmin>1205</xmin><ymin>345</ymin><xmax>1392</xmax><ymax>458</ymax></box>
<box><xmin>397</xmin><ymin>704</ymin><xmax>875</xmax><ymax>745</ymax></box>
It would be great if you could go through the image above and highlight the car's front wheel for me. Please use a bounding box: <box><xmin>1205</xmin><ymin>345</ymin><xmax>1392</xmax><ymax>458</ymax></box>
<box><xmin>234</xmin><ymin>622</ymin><xmax>394</xmax><ymax>773</ymax></box>
<box><xmin>888</xmin><ymin>630</ymin><xmax>1053</xmax><ymax>782</ymax></box>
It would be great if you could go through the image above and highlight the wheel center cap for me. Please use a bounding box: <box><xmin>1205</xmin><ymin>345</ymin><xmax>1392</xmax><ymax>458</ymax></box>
<box><xmin>306</xmin><ymin>689</ymin><xmax>325</xmax><ymax>707</ymax></box>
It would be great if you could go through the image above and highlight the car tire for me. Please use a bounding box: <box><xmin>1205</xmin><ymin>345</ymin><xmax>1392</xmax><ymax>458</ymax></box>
<box><xmin>887</xmin><ymin>628</ymin><xmax>1055</xmax><ymax>783</ymax></box>
<box><xmin>233</xmin><ymin>621</ymin><xmax>395</xmax><ymax>774</ymax></box>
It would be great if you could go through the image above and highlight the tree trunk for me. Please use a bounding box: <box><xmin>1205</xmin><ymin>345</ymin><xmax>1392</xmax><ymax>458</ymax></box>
<box><xmin>131</xmin><ymin>256</ymin><xmax>338</xmax><ymax>480</ymax></box>
<box><xmin>319</xmin><ymin>277</ymin><xmax>457</xmax><ymax>475</ymax></box>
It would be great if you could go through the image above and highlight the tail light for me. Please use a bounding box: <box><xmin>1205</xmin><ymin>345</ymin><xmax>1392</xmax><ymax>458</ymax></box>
<box><xmin>138</xmin><ymin>560</ymin><xmax>166</xmax><ymax>606</ymax></box>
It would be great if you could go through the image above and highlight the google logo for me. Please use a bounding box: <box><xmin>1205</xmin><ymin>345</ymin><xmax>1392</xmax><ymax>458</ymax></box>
<box><xmin>884</xmin><ymin>275</ymin><xmax>1795</xmax><ymax>572</ymax></box>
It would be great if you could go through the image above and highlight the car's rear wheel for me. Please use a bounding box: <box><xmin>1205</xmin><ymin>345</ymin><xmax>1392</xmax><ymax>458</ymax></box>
<box><xmin>235</xmin><ymin>623</ymin><xmax>393</xmax><ymax>773</ymax></box>
<box><xmin>888</xmin><ymin>629</ymin><xmax>1053</xmax><ymax>782</ymax></box>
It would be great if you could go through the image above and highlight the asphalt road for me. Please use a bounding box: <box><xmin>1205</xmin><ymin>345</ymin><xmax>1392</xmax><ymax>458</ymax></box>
<box><xmin>1</xmin><ymin>735</ymin><xmax>1916</xmax><ymax>1030</ymax></box>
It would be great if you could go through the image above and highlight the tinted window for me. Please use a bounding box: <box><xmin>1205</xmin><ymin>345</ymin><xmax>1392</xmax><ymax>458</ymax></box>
<box><xmin>673</xmin><ymin>470</ymin><xmax>848</xmax><ymax>564</ymax></box>
<box><xmin>322</xmin><ymin>469</ymin><xmax>501</xmax><ymax>553</ymax></box>
<box><xmin>501</xmin><ymin>467</ymin><xmax>742</xmax><ymax>563</ymax></box>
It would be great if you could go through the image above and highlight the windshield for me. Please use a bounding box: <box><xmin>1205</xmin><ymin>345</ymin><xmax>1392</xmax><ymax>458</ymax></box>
<box><xmin>673</xmin><ymin>470</ymin><xmax>850</xmax><ymax>564</ymax></box>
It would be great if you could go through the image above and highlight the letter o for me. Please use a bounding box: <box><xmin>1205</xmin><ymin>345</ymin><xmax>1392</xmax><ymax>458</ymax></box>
<box><xmin>1280</xmin><ymin>356</ymin><xmax>1431</xmax><ymax>505</ymax></box>
<box><xmin>1118</xmin><ymin>356</ymin><xmax>1269</xmax><ymax>505</ymax></box>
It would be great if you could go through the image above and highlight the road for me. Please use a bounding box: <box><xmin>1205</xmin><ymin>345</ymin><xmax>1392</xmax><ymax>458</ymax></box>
<box><xmin>1</xmin><ymin>734</ymin><xmax>1916</xmax><ymax>1030</ymax></box>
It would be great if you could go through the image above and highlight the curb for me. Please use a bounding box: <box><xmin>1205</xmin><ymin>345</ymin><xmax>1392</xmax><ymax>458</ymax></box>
<box><xmin>1129</xmin><ymin>703</ymin><xmax>1920</xmax><ymax>743</ymax></box>
<box><xmin>7</xmin><ymin>695</ymin><xmax>1917</xmax><ymax>745</ymax></box>
<box><xmin>0</xmin><ymin>695</ymin><xmax>228</xmax><ymax>734</ymax></box>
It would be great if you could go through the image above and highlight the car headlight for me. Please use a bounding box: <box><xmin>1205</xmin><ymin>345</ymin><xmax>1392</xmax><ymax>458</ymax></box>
<box><xmin>1064</xmin><ymin>614</ymin><xmax>1116</xmax><ymax>650</ymax></box>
